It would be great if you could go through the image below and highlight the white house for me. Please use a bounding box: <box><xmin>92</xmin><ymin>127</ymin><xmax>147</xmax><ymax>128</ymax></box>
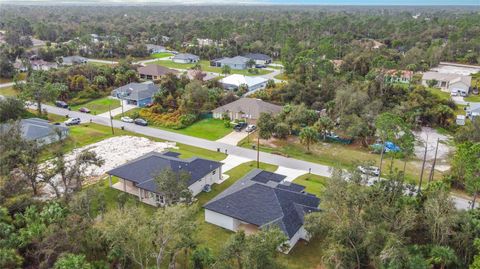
<box><xmin>449</xmin><ymin>76</ymin><xmax>472</xmax><ymax>96</ymax></box>
<box><xmin>243</xmin><ymin>53</ymin><xmax>272</xmax><ymax>67</ymax></box>
<box><xmin>467</xmin><ymin>103</ymin><xmax>480</xmax><ymax>120</ymax></box>
<box><xmin>422</xmin><ymin>72</ymin><xmax>471</xmax><ymax>96</ymax></box>
<box><xmin>172</xmin><ymin>53</ymin><xmax>200</xmax><ymax>64</ymax></box>
<box><xmin>107</xmin><ymin>152</ymin><xmax>222</xmax><ymax>206</ymax></box>
<box><xmin>219</xmin><ymin>74</ymin><xmax>268</xmax><ymax>92</ymax></box>
<box><xmin>204</xmin><ymin>169</ymin><xmax>320</xmax><ymax>254</ymax></box>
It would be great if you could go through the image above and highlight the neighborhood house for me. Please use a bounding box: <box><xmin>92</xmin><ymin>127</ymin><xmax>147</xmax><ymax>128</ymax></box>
<box><xmin>219</xmin><ymin>74</ymin><xmax>268</xmax><ymax>92</ymax></box>
<box><xmin>467</xmin><ymin>103</ymin><xmax>480</xmax><ymax>120</ymax></box>
<box><xmin>211</xmin><ymin>56</ymin><xmax>250</xmax><ymax>70</ymax></box>
<box><xmin>107</xmin><ymin>151</ymin><xmax>222</xmax><ymax>206</ymax></box>
<box><xmin>146</xmin><ymin>44</ymin><xmax>167</xmax><ymax>54</ymax></box>
<box><xmin>212</xmin><ymin>97</ymin><xmax>283</xmax><ymax>121</ymax></box>
<box><xmin>0</xmin><ymin>118</ymin><xmax>69</xmax><ymax>146</ymax></box>
<box><xmin>111</xmin><ymin>82</ymin><xmax>160</xmax><ymax>107</ymax></box>
<box><xmin>422</xmin><ymin>72</ymin><xmax>471</xmax><ymax>96</ymax></box>
<box><xmin>243</xmin><ymin>53</ymin><xmax>272</xmax><ymax>67</ymax></box>
<box><xmin>60</xmin><ymin>55</ymin><xmax>88</xmax><ymax>66</ymax></box>
<box><xmin>204</xmin><ymin>169</ymin><xmax>320</xmax><ymax>253</ymax></box>
<box><xmin>172</xmin><ymin>53</ymin><xmax>200</xmax><ymax>64</ymax></box>
<box><xmin>138</xmin><ymin>64</ymin><xmax>178</xmax><ymax>80</ymax></box>
<box><xmin>383</xmin><ymin>69</ymin><xmax>413</xmax><ymax>84</ymax></box>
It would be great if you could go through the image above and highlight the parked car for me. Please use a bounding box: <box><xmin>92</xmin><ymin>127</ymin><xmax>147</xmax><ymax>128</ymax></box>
<box><xmin>246</xmin><ymin>124</ymin><xmax>256</xmax><ymax>132</ymax></box>
<box><xmin>357</xmin><ymin>165</ymin><xmax>380</xmax><ymax>177</ymax></box>
<box><xmin>55</xmin><ymin>100</ymin><xmax>69</xmax><ymax>108</ymax></box>
<box><xmin>79</xmin><ymin>107</ymin><xmax>91</xmax><ymax>113</ymax></box>
<box><xmin>134</xmin><ymin>118</ymin><xmax>148</xmax><ymax>126</ymax></box>
<box><xmin>121</xmin><ymin>116</ymin><xmax>134</xmax><ymax>123</ymax></box>
<box><xmin>64</xmin><ymin>117</ymin><xmax>81</xmax><ymax>126</ymax></box>
<box><xmin>233</xmin><ymin>122</ymin><xmax>247</xmax><ymax>131</ymax></box>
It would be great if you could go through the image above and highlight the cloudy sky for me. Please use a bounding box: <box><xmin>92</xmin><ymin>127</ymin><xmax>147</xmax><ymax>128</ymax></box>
<box><xmin>0</xmin><ymin>0</ymin><xmax>478</xmax><ymax>5</ymax></box>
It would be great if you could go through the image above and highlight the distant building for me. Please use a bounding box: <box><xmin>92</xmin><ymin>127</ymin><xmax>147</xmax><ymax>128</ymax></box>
<box><xmin>1</xmin><ymin>118</ymin><xmax>69</xmax><ymax>146</ymax></box>
<box><xmin>60</xmin><ymin>56</ymin><xmax>88</xmax><ymax>66</ymax></box>
<box><xmin>467</xmin><ymin>103</ymin><xmax>480</xmax><ymax>120</ymax></box>
<box><xmin>138</xmin><ymin>65</ymin><xmax>178</xmax><ymax>80</ymax></box>
<box><xmin>172</xmin><ymin>53</ymin><xmax>199</xmax><ymax>64</ymax></box>
<box><xmin>383</xmin><ymin>69</ymin><xmax>414</xmax><ymax>84</ymax></box>
<box><xmin>204</xmin><ymin>169</ymin><xmax>320</xmax><ymax>254</ymax></box>
<box><xmin>211</xmin><ymin>56</ymin><xmax>250</xmax><ymax>70</ymax></box>
<box><xmin>212</xmin><ymin>97</ymin><xmax>283</xmax><ymax>121</ymax></box>
<box><xmin>243</xmin><ymin>53</ymin><xmax>272</xmax><ymax>67</ymax></box>
<box><xmin>14</xmin><ymin>59</ymin><xmax>57</xmax><ymax>72</ymax></box>
<box><xmin>146</xmin><ymin>44</ymin><xmax>167</xmax><ymax>54</ymax></box>
<box><xmin>422</xmin><ymin>72</ymin><xmax>471</xmax><ymax>96</ymax></box>
<box><xmin>111</xmin><ymin>82</ymin><xmax>160</xmax><ymax>107</ymax></box>
<box><xmin>219</xmin><ymin>74</ymin><xmax>268</xmax><ymax>92</ymax></box>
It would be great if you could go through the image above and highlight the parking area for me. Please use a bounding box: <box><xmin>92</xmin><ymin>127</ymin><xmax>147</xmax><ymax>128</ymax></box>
<box><xmin>274</xmin><ymin>166</ymin><xmax>308</xmax><ymax>182</ymax></box>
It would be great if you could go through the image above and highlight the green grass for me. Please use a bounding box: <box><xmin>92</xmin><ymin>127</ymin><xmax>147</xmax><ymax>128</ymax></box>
<box><xmin>115</xmin><ymin>109</ymin><xmax>232</xmax><ymax>141</ymax></box>
<box><xmin>70</xmin><ymin>97</ymin><xmax>121</xmax><ymax>115</ymax></box>
<box><xmin>0</xmin><ymin>87</ymin><xmax>18</xmax><ymax>97</ymax></box>
<box><xmin>274</xmin><ymin>73</ymin><xmax>289</xmax><ymax>80</ymax></box>
<box><xmin>149</xmin><ymin>60</ymin><xmax>273</xmax><ymax>76</ymax></box>
<box><xmin>427</xmin><ymin>87</ymin><xmax>451</xmax><ymax>100</ymax></box>
<box><xmin>465</xmin><ymin>95</ymin><xmax>480</xmax><ymax>102</ymax></box>
<box><xmin>267</xmin><ymin>64</ymin><xmax>283</xmax><ymax>70</ymax></box>
<box><xmin>292</xmin><ymin>174</ymin><xmax>327</xmax><ymax>197</ymax></box>
<box><xmin>151</xmin><ymin>52</ymin><xmax>173</xmax><ymax>59</ymax></box>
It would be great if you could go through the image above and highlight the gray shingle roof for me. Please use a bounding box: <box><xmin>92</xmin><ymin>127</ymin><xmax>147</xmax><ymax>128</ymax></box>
<box><xmin>138</xmin><ymin>64</ymin><xmax>178</xmax><ymax>77</ymax></box>
<box><xmin>112</xmin><ymin>82</ymin><xmax>160</xmax><ymax>101</ymax></box>
<box><xmin>1</xmin><ymin>118</ymin><xmax>69</xmax><ymax>142</ymax></box>
<box><xmin>107</xmin><ymin>152</ymin><xmax>221</xmax><ymax>193</ymax></box>
<box><xmin>62</xmin><ymin>56</ymin><xmax>87</xmax><ymax>65</ymax></box>
<box><xmin>243</xmin><ymin>53</ymin><xmax>272</xmax><ymax>61</ymax></box>
<box><xmin>217</xmin><ymin>56</ymin><xmax>250</xmax><ymax>65</ymax></box>
<box><xmin>204</xmin><ymin>169</ymin><xmax>320</xmax><ymax>239</ymax></box>
<box><xmin>212</xmin><ymin>98</ymin><xmax>283</xmax><ymax>119</ymax></box>
<box><xmin>173</xmin><ymin>53</ymin><xmax>199</xmax><ymax>61</ymax></box>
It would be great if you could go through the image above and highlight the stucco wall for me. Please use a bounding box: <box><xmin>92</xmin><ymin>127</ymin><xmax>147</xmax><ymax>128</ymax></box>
<box><xmin>205</xmin><ymin>209</ymin><xmax>239</xmax><ymax>231</ymax></box>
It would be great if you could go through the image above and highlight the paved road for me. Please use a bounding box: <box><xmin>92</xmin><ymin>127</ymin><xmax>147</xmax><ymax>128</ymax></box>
<box><xmin>0</xmin><ymin>81</ymin><xmax>24</xmax><ymax>88</ymax></box>
<box><xmin>86</xmin><ymin>59</ymin><xmax>118</xmax><ymax>65</ymax></box>
<box><xmin>41</xmin><ymin>103</ymin><xmax>333</xmax><ymax>177</ymax></box>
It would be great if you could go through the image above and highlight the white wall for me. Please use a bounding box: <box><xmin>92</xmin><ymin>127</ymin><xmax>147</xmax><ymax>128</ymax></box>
<box><xmin>188</xmin><ymin>167</ymin><xmax>221</xmax><ymax>196</ymax></box>
<box><xmin>205</xmin><ymin>209</ymin><xmax>239</xmax><ymax>231</ymax></box>
<box><xmin>284</xmin><ymin>226</ymin><xmax>310</xmax><ymax>254</ymax></box>
<box><xmin>449</xmin><ymin>81</ymin><xmax>469</xmax><ymax>94</ymax></box>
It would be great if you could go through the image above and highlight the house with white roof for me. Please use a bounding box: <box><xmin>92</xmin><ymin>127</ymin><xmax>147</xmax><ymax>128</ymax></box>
<box><xmin>422</xmin><ymin>72</ymin><xmax>471</xmax><ymax>96</ymax></box>
<box><xmin>219</xmin><ymin>74</ymin><xmax>268</xmax><ymax>92</ymax></box>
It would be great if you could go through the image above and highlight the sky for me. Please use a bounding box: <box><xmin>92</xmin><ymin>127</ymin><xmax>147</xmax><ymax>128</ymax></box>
<box><xmin>0</xmin><ymin>0</ymin><xmax>478</xmax><ymax>5</ymax></box>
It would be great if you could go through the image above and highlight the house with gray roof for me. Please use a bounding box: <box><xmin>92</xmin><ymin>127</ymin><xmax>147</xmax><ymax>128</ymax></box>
<box><xmin>422</xmin><ymin>72</ymin><xmax>471</xmax><ymax>96</ymax></box>
<box><xmin>146</xmin><ymin>44</ymin><xmax>167</xmax><ymax>54</ymax></box>
<box><xmin>0</xmin><ymin>118</ymin><xmax>69</xmax><ymax>146</ymax></box>
<box><xmin>204</xmin><ymin>169</ymin><xmax>320</xmax><ymax>253</ymax></box>
<box><xmin>243</xmin><ymin>53</ymin><xmax>272</xmax><ymax>67</ymax></box>
<box><xmin>172</xmin><ymin>53</ymin><xmax>200</xmax><ymax>64</ymax></box>
<box><xmin>212</xmin><ymin>98</ymin><xmax>283</xmax><ymax>121</ymax></box>
<box><xmin>107</xmin><ymin>151</ymin><xmax>222</xmax><ymax>206</ymax></box>
<box><xmin>211</xmin><ymin>56</ymin><xmax>251</xmax><ymax>70</ymax></box>
<box><xmin>60</xmin><ymin>55</ymin><xmax>88</xmax><ymax>66</ymax></box>
<box><xmin>111</xmin><ymin>82</ymin><xmax>160</xmax><ymax>107</ymax></box>
<box><xmin>467</xmin><ymin>103</ymin><xmax>480</xmax><ymax>120</ymax></box>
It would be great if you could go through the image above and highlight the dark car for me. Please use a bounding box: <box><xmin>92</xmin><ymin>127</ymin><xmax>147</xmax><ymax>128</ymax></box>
<box><xmin>233</xmin><ymin>122</ymin><xmax>247</xmax><ymax>132</ymax></box>
<box><xmin>79</xmin><ymin>107</ymin><xmax>91</xmax><ymax>113</ymax></box>
<box><xmin>134</xmin><ymin>118</ymin><xmax>148</xmax><ymax>126</ymax></box>
<box><xmin>55</xmin><ymin>100</ymin><xmax>69</xmax><ymax>108</ymax></box>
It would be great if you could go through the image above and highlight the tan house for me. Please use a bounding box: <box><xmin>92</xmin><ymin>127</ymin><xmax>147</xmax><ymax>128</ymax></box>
<box><xmin>212</xmin><ymin>98</ymin><xmax>283</xmax><ymax>121</ymax></box>
<box><xmin>138</xmin><ymin>64</ymin><xmax>178</xmax><ymax>80</ymax></box>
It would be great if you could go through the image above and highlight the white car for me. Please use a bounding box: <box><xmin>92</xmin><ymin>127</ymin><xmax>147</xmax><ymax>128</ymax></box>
<box><xmin>121</xmin><ymin>116</ymin><xmax>134</xmax><ymax>123</ymax></box>
<box><xmin>246</xmin><ymin>124</ymin><xmax>256</xmax><ymax>132</ymax></box>
<box><xmin>64</xmin><ymin>117</ymin><xmax>81</xmax><ymax>126</ymax></box>
<box><xmin>357</xmin><ymin>165</ymin><xmax>380</xmax><ymax>177</ymax></box>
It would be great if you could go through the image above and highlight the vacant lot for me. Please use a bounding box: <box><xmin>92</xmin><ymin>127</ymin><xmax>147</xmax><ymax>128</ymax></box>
<box><xmin>71</xmin><ymin>97</ymin><xmax>121</xmax><ymax>115</ymax></box>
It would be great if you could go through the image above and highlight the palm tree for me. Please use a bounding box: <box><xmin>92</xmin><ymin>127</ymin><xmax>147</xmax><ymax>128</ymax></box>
<box><xmin>299</xmin><ymin>127</ymin><xmax>318</xmax><ymax>152</ymax></box>
<box><xmin>314</xmin><ymin>116</ymin><xmax>334</xmax><ymax>140</ymax></box>
<box><xmin>221</xmin><ymin>65</ymin><xmax>231</xmax><ymax>76</ymax></box>
<box><xmin>428</xmin><ymin>245</ymin><xmax>457</xmax><ymax>269</ymax></box>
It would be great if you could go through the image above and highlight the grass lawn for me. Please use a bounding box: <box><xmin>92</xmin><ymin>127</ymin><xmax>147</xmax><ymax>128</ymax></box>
<box><xmin>267</xmin><ymin>64</ymin><xmax>283</xmax><ymax>70</ymax></box>
<box><xmin>274</xmin><ymin>73</ymin><xmax>289</xmax><ymax>80</ymax></box>
<box><xmin>238</xmin><ymin>132</ymin><xmax>440</xmax><ymax>185</ymax></box>
<box><xmin>115</xmin><ymin>109</ymin><xmax>232</xmax><ymax>141</ymax></box>
<box><xmin>427</xmin><ymin>87</ymin><xmax>451</xmax><ymax>100</ymax></box>
<box><xmin>0</xmin><ymin>87</ymin><xmax>19</xmax><ymax>97</ymax></box>
<box><xmin>151</xmin><ymin>52</ymin><xmax>173</xmax><ymax>59</ymax></box>
<box><xmin>70</xmin><ymin>97</ymin><xmax>121</xmax><ymax>115</ymax></box>
<box><xmin>465</xmin><ymin>95</ymin><xmax>480</xmax><ymax>102</ymax></box>
<box><xmin>150</xmin><ymin>60</ymin><xmax>273</xmax><ymax>76</ymax></box>
<box><xmin>292</xmin><ymin>173</ymin><xmax>327</xmax><ymax>197</ymax></box>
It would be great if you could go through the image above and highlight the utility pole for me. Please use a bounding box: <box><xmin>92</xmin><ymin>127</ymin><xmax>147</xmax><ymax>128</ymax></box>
<box><xmin>418</xmin><ymin>134</ymin><xmax>429</xmax><ymax>194</ymax></box>
<box><xmin>121</xmin><ymin>98</ymin><xmax>124</xmax><ymax>117</ymax></box>
<box><xmin>256</xmin><ymin>134</ymin><xmax>260</xmax><ymax>168</ymax></box>
<box><xmin>108</xmin><ymin>104</ymin><xmax>114</xmax><ymax>135</ymax></box>
<box><xmin>428</xmin><ymin>138</ymin><xmax>440</xmax><ymax>183</ymax></box>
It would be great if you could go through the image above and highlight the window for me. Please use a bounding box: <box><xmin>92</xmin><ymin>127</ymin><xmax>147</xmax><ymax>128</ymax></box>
<box><xmin>212</xmin><ymin>170</ymin><xmax>216</xmax><ymax>175</ymax></box>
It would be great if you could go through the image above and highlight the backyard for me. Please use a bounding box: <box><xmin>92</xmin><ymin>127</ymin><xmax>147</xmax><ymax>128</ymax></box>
<box><xmin>70</xmin><ymin>97</ymin><xmax>121</xmax><ymax>115</ymax></box>
<box><xmin>150</xmin><ymin>59</ymin><xmax>273</xmax><ymax>76</ymax></box>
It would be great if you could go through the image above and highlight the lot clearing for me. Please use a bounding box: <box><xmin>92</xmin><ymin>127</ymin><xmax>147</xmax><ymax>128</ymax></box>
<box><xmin>413</xmin><ymin>127</ymin><xmax>453</xmax><ymax>172</ymax></box>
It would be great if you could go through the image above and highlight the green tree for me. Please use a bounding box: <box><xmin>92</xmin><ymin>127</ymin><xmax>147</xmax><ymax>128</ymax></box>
<box><xmin>427</xmin><ymin>79</ymin><xmax>438</xmax><ymax>88</ymax></box>
<box><xmin>0</xmin><ymin>97</ymin><xmax>26</xmax><ymax>123</ymax></box>
<box><xmin>221</xmin><ymin>65</ymin><xmax>231</xmax><ymax>76</ymax></box>
<box><xmin>53</xmin><ymin>253</ymin><xmax>92</xmax><ymax>269</ymax></box>
<box><xmin>154</xmin><ymin>168</ymin><xmax>192</xmax><ymax>205</ymax></box>
<box><xmin>314</xmin><ymin>116</ymin><xmax>334</xmax><ymax>140</ymax></box>
<box><xmin>428</xmin><ymin>245</ymin><xmax>458</xmax><ymax>269</ymax></box>
<box><xmin>256</xmin><ymin>112</ymin><xmax>276</xmax><ymax>167</ymax></box>
<box><xmin>299</xmin><ymin>126</ymin><xmax>318</xmax><ymax>152</ymax></box>
<box><xmin>19</xmin><ymin>72</ymin><xmax>65</xmax><ymax>114</ymax></box>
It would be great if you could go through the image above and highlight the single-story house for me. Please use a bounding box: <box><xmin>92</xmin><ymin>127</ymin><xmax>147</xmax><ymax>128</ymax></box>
<box><xmin>146</xmin><ymin>44</ymin><xmax>167</xmax><ymax>54</ymax></box>
<box><xmin>186</xmin><ymin>69</ymin><xmax>216</xmax><ymax>81</ymax></box>
<box><xmin>111</xmin><ymin>82</ymin><xmax>160</xmax><ymax>107</ymax></box>
<box><xmin>107</xmin><ymin>151</ymin><xmax>222</xmax><ymax>206</ymax></box>
<box><xmin>0</xmin><ymin>118</ymin><xmax>69</xmax><ymax>146</ymax></box>
<box><xmin>60</xmin><ymin>56</ymin><xmax>88</xmax><ymax>66</ymax></box>
<box><xmin>219</xmin><ymin>74</ymin><xmax>268</xmax><ymax>92</ymax></box>
<box><xmin>467</xmin><ymin>103</ymin><xmax>480</xmax><ymax>119</ymax></box>
<box><xmin>422</xmin><ymin>72</ymin><xmax>471</xmax><ymax>96</ymax></box>
<box><xmin>383</xmin><ymin>69</ymin><xmax>413</xmax><ymax>84</ymax></box>
<box><xmin>212</xmin><ymin>97</ymin><xmax>283</xmax><ymax>121</ymax></box>
<box><xmin>172</xmin><ymin>53</ymin><xmax>200</xmax><ymax>64</ymax></box>
<box><xmin>243</xmin><ymin>53</ymin><xmax>272</xmax><ymax>67</ymax></box>
<box><xmin>138</xmin><ymin>64</ymin><xmax>178</xmax><ymax>80</ymax></box>
<box><xmin>14</xmin><ymin>59</ymin><xmax>58</xmax><ymax>72</ymax></box>
<box><xmin>204</xmin><ymin>169</ymin><xmax>320</xmax><ymax>253</ymax></box>
<box><xmin>211</xmin><ymin>56</ymin><xmax>250</xmax><ymax>70</ymax></box>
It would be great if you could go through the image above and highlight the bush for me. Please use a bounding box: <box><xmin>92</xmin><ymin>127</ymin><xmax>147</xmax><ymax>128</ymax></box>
<box><xmin>274</xmin><ymin>122</ymin><xmax>289</xmax><ymax>139</ymax></box>
<box><xmin>179</xmin><ymin>114</ymin><xmax>198</xmax><ymax>128</ymax></box>
<box><xmin>139</xmin><ymin>109</ymin><xmax>198</xmax><ymax>129</ymax></box>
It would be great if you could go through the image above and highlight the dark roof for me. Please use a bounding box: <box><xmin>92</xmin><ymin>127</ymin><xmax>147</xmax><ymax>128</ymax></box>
<box><xmin>243</xmin><ymin>53</ymin><xmax>272</xmax><ymax>61</ymax></box>
<box><xmin>1</xmin><ymin>118</ymin><xmax>69</xmax><ymax>142</ymax></box>
<box><xmin>112</xmin><ymin>82</ymin><xmax>160</xmax><ymax>101</ymax></box>
<box><xmin>162</xmin><ymin>151</ymin><xmax>181</xmax><ymax>158</ymax></box>
<box><xmin>173</xmin><ymin>53</ymin><xmax>199</xmax><ymax>61</ymax></box>
<box><xmin>276</xmin><ymin>182</ymin><xmax>306</xmax><ymax>192</ymax></box>
<box><xmin>250</xmin><ymin>170</ymin><xmax>286</xmax><ymax>184</ymax></box>
<box><xmin>107</xmin><ymin>152</ymin><xmax>221</xmax><ymax>193</ymax></box>
<box><xmin>204</xmin><ymin>169</ymin><xmax>320</xmax><ymax>239</ymax></box>
<box><xmin>138</xmin><ymin>64</ymin><xmax>178</xmax><ymax>77</ymax></box>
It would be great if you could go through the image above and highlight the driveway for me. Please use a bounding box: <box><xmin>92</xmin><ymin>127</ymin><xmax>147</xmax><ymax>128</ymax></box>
<box><xmin>274</xmin><ymin>166</ymin><xmax>307</xmax><ymax>182</ymax></box>
<box><xmin>221</xmin><ymin>154</ymin><xmax>251</xmax><ymax>173</ymax></box>
<box><xmin>216</xmin><ymin>130</ymin><xmax>250</xmax><ymax>145</ymax></box>
<box><xmin>97</xmin><ymin>99</ymin><xmax>137</xmax><ymax>118</ymax></box>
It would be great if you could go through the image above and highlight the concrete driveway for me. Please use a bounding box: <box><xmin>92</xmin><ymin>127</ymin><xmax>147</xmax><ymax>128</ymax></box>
<box><xmin>274</xmin><ymin>166</ymin><xmax>308</xmax><ymax>182</ymax></box>
<box><xmin>221</xmin><ymin>154</ymin><xmax>252</xmax><ymax>173</ymax></box>
<box><xmin>216</xmin><ymin>130</ymin><xmax>250</xmax><ymax>145</ymax></box>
